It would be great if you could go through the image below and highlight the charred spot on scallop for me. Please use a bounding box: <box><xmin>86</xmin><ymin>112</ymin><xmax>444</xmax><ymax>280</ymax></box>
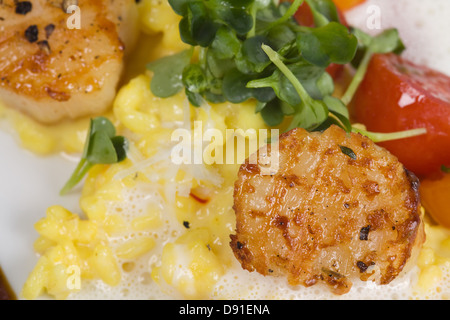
<box><xmin>230</xmin><ymin>125</ymin><xmax>425</xmax><ymax>295</ymax></box>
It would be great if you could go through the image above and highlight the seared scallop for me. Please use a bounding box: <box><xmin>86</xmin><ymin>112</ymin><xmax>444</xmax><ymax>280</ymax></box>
<box><xmin>230</xmin><ymin>125</ymin><xmax>425</xmax><ymax>295</ymax></box>
<box><xmin>0</xmin><ymin>0</ymin><xmax>138</xmax><ymax>124</ymax></box>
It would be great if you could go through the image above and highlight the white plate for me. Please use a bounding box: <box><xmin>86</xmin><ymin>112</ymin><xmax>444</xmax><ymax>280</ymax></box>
<box><xmin>0</xmin><ymin>126</ymin><xmax>80</xmax><ymax>299</ymax></box>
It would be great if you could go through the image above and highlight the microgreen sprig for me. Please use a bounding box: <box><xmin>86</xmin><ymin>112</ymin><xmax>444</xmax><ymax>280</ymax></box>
<box><xmin>60</xmin><ymin>117</ymin><xmax>128</xmax><ymax>195</ymax></box>
<box><xmin>250</xmin><ymin>44</ymin><xmax>329</xmax><ymax>131</ymax></box>
<box><xmin>147</xmin><ymin>0</ymin><xmax>426</xmax><ymax>142</ymax></box>
<box><xmin>351</xmin><ymin>124</ymin><xmax>427</xmax><ymax>143</ymax></box>
<box><xmin>442</xmin><ymin>165</ymin><xmax>450</xmax><ymax>174</ymax></box>
<box><xmin>341</xmin><ymin>28</ymin><xmax>405</xmax><ymax>105</ymax></box>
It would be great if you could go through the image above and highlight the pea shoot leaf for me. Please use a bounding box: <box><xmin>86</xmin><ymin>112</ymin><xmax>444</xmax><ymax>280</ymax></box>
<box><xmin>305</xmin><ymin>0</ymin><xmax>341</xmax><ymax>25</ymax></box>
<box><xmin>260</xmin><ymin>100</ymin><xmax>285</xmax><ymax>127</ymax></box>
<box><xmin>287</xmin><ymin>100</ymin><xmax>328</xmax><ymax>131</ymax></box>
<box><xmin>243</xmin><ymin>36</ymin><xmax>271</xmax><ymax>65</ymax></box>
<box><xmin>210</xmin><ymin>26</ymin><xmax>241</xmax><ymax>60</ymax></box>
<box><xmin>147</xmin><ymin>49</ymin><xmax>193</xmax><ymax>98</ymax></box>
<box><xmin>185</xmin><ymin>2</ymin><xmax>219</xmax><ymax>47</ymax></box>
<box><xmin>297</xmin><ymin>22</ymin><xmax>358</xmax><ymax>68</ymax></box>
<box><xmin>369</xmin><ymin>28</ymin><xmax>405</xmax><ymax>54</ymax></box>
<box><xmin>60</xmin><ymin>117</ymin><xmax>128</xmax><ymax>195</ymax></box>
<box><xmin>323</xmin><ymin>95</ymin><xmax>352</xmax><ymax>132</ymax></box>
<box><xmin>168</xmin><ymin>0</ymin><xmax>190</xmax><ymax>15</ymax></box>
<box><xmin>222</xmin><ymin>68</ymin><xmax>256</xmax><ymax>103</ymax></box>
<box><xmin>183</xmin><ymin>64</ymin><xmax>207</xmax><ymax>93</ymax></box>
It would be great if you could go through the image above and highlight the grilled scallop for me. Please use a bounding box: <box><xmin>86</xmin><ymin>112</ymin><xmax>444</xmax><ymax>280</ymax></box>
<box><xmin>0</xmin><ymin>0</ymin><xmax>138</xmax><ymax>124</ymax></box>
<box><xmin>230</xmin><ymin>125</ymin><xmax>425</xmax><ymax>295</ymax></box>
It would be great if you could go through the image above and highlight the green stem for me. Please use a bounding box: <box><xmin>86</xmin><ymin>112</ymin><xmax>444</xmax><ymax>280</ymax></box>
<box><xmin>351</xmin><ymin>126</ymin><xmax>427</xmax><ymax>143</ymax></box>
<box><xmin>261</xmin><ymin>44</ymin><xmax>312</xmax><ymax>105</ymax></box>
<box><xmin>304</xmin><ymin>0</ymin><xmax>330</xmax><ymax>27</ymax></box>
<box><xmin>60</xmin><ymin>158</ymin><xmax>93</xmax><ymax>195</ymax></box>
<box><xmin>265</xmin><ymin>0</ymin><xmax>304</xmax><ymax>32</ymax></box>
<box><xmin>291</xmin><ymin>24</ymin><xmax>315</xmax><ymax>33</ymax></box>
<box><xmin>328</xmin><ymin>112</ymin><xmax>347</xmax><ymax>129</ymax></box>
<box><xmin>198</xmin><ymin>46</ymin><xmax>207</xmax><ymax>70</ymax></box>
<box><xmin>341</xmin><ymin>49</ymin><xmax>373</xmax><ymax>105</ymax></box>
<box><xmin>247</xmin><ymin>2</ymin><xmax>258</xmax><ymax>38</ymax></box>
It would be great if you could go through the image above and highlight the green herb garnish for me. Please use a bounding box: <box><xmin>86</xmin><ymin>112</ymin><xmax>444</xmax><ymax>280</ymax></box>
<box><xmin>147</xmin><ymin>0</ymin><xmax>426</xmax><ymax>141</ymax></box>
<box><xmin>147</xmin><ymin>48</ymin><xmax>194</xmax><ymax>98</ymax></box>
<box><xmin>351</xmin><ymin>125</ymin><xmax>427</xmax><ymax>143</ymax></box>
<box><xmin>441</xmin><ymin>165</ymin><xmax>450</xmax><ymax>174</ymax></box>
<box><xmin>60</xmin><ymin>117</ymin><xmax>128</xmax><ymax>195</ymax></box>
<box><xmin>339</xmin><ymin>145</ymin><xmax>357</xmax><ymax>160</ymax></box>
<box><xmin>341</xmin><ymin>27</ymin><xmax>405</xmax><ymax>105</ymax></box>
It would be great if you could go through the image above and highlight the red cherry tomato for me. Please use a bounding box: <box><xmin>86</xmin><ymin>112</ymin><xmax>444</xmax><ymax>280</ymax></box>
<box><xmin>420</xmin><ymin>174</ymin><xmax>450</xmax><ymax>228</ymax></box>
<box><xmin>294</xmin><ymin>1</ymin><xmax>348</xmax><ymax>79</ymax></box>
<box><xmin>294</xmin><ymin>1</ymin><xmax>315</xmax><ymax>27</ymax></box>
<box><xmin>350</xmin><ymin>53</ymin><xmax>450</xmax><ymax>178</ymax></box>
<box><xmin>333</xmin><ymin>0</ymin><xmax>366</xmax><ymax>11</ymax></box>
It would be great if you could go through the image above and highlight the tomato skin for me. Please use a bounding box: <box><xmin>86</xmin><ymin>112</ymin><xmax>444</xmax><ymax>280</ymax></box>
<box><xmin>294</xmin><ymin>1</ymin><xmax>348</xmax><ymax>79</ymax></box>
<box><xmin>294</xmin><ymin>1</ymin><xmax>315</xmax><ymax>27</ymax></box>
<box><xmin>333</xmin><ymin>0</ymin><xmax>366</xmax><ymax>11</ymax></box>
<box><xmin>325</xmin><ymin>63</ymin><xmax>344</xmax><ymax>79</ymax></box>
<box><xmin>294</xmin><ymin>1</ymin><xmax>349</xmax><ymax>27</ymax></box>
<box><xmin>420</xmin><ymin>174</ymin><xmax>450</xmax><ymax>228</ymax></box>
<box><xmin>350</xmin><ymin>53</ymin><xmax>450</xmax><ymax>178</ymax></box>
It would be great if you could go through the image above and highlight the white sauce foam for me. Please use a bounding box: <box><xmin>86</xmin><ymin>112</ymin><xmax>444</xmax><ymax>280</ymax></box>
<box><xmin>66</xmin><ymin>181</ymin><xmax>450</xmax><ymax>300</ymax></box>
<box><xmin>346</xmin><ymin>0</ymin><xmax>450</xmax><ymax>77</ymax></box>
<box><xmin>68</xmin><ymin>184</ymin><xmax>182</xmax><ymax>300</ymax></box>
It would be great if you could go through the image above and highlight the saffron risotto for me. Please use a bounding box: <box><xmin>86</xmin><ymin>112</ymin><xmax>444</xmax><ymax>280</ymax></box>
<box><xmin>3</xmin><ymin>0</ymin><xmax>449</xmax><ymax>299</ymax></box>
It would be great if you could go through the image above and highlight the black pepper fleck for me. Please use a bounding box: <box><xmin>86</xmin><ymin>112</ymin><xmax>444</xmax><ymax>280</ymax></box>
<box><xmin>45</xmin><ymin>24</ymin><xmax>55</xmax><ymax>39</ymax></box>
<box><xmin>25</xmin><ymin>25</ymin><xmax>38</xmax><ymax>43</ymax></box>
<box><xmin>359</xmin><ymin>225</ymin><xmax>371</xmax><ymax>241</ymax></box>
<box><xmin>356</xmin><ymin>261</ymin><xmax>368</xmax><ymax>273</ymax></box>
<box><xmin>37</xmin><ymin>40</ymin><xmax>51</xmax><ymax>55</ymax></box>
<box><xmin>15</xmin><ymin>1</ymin><xmax>32</xmax><ymax>15</ymax></box>
<box><xmin>183</xmin><ymin>221</ymin><xmax>190</xmax><ymax>229</ymax></box>
<box><xmin>236</xmin><ymin>241</ymin><xmax>244</xmax><ymax>250</ymax></box>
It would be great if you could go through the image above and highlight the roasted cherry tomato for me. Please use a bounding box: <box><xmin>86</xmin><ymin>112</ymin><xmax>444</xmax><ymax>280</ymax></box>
<box><xmin>294</xmin><ymin>1</ymin><xmax>348</xmax><ymax>79</ymax></box>
<box><xmin>420</xmin><ymin>174</ymin><xmax>450</xmax><ymax>228</ymax></box>
<box><xmin>333</xmin><ymin>0</ymin><xmax>366</xmax><ymax>11</ymax></box>
<box><xmin>294</xmin><ymin>1</ymin><xmax>315</xmax><ymax>27</ymax></box>
<box><xmin>350</xmin><ymin>53</ymin><xmax>450</xmax><ymax>178</ymax></box>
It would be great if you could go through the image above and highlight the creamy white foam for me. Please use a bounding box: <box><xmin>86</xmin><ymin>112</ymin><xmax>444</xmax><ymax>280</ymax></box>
<box><xmin>65</xmin><ymin>181</ymin><xmax>450</xmax><ymax>300</ymax></box>
<box><xmin>346</xmin><ymin>0</ymin><xmax>450</xmax><ymax>76</ymax></box>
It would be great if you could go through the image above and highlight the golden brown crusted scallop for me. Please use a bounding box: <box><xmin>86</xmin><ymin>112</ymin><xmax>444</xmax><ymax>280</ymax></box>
<box><xmin>0</xmin><ymin>0</ymin><xmax>138</xmax><ymax>124</ymax></box>
<box><xmin>230</xmin><ymin>125</ymin><xmax>425</xmax><ymax>295</ymax></box>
